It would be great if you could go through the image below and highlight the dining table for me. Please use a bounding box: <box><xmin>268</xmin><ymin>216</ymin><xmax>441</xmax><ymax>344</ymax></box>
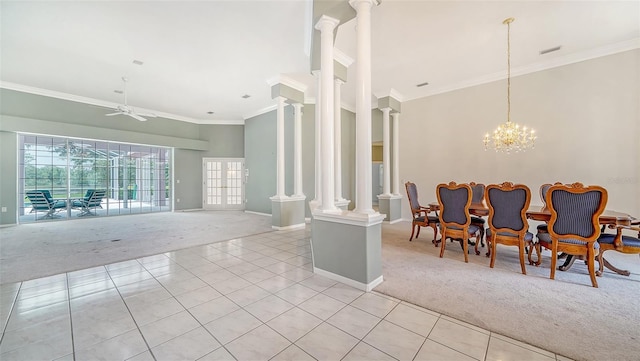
<box><xmin>427</xmin><ymin>202</ymin><xmax>636</xmax><ymax>276</ymax></box>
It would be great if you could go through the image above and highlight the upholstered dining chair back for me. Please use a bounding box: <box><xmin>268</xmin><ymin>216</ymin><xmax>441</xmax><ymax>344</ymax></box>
<box><xmin>485</xmin><ymin>182</ymin><xmax>532</xmax><ymax>274</ymax></box>
<box><xmin>487</xmin><ymin>184</ymin><xmax>530</xmax><ymax>232</ymax></box>
<box><xmin>469</xmin><ymin>182</ymin><xmax>486</xmax><ymax>204</ymax></box>
<box><xmin>437</xmin><ymin>182</ymin><xmax>471</xmax><ymax>226</ymax></box>
<box><xmin>547</xmin><ymin>186</ymin><xmax>607</xmax><ymax>242</ymax></box>
<box><xmin>406</xmin><ymin>182</ymin><xmax>421</xmax><ymax>212</ymax></box>
<box><xmin>539</xmin><ymin>183</ymin><xmax>552</xmax><ymax>206</ymax></box>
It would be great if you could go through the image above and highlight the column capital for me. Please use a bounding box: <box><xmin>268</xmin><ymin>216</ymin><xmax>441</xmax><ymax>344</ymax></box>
<box><xmin>334</xmin><ymin>78</ymin><xmax>345</xmax><ymax>86</ymax></box>
<box><xmin>315</xmin><ymin>15</ymin><xmax>340</xmax><ymax>31</ymax></box>
<box><xmin>380</xmin><ymin>107</ymin><xmax>391</xmax><ymax>113</ymax></box>
<box><xmin>349</xmin><ymin>0</ymin><xmax>380</xmax><ymax>11</ymax></box>
<box><xmin>292</xmin><ymin>102</ymin><xmax>303</xmax><ymax>110</ymax></box>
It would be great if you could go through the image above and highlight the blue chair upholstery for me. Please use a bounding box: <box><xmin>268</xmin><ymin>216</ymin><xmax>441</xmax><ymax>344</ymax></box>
<box><xmin>405</xmin><ymin>182</ymin><xmax>440</xmax><ymax>244</ymax></box>
<box><xmin>25</xmin><ymin>190</ymin><xmax>67</xmax><ymax>219</ymax></box>
<box><xmin>72</xmin><ymin>189</ymin><xmax>106</xmax><ymax>216</ymax></box>
<box><xmin>436</xmin><ymin>181</ymin><xmax>480</xmax><ymax>263</ymax></box>
<box><xmin>537</xmin><ymin>183</ymin><xmax>607</xmax><ymax>288</ymax></box>
<box><xmin>484</xmin><ymin>182</ymin><xmax>532</xmax><ymax>274</ymax></box>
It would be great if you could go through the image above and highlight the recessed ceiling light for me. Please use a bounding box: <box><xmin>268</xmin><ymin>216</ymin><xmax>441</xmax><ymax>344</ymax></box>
<box><xmin>416</xmin><ymin>82</ymin><xmax>429</xmax><ymax>87</ymax></box>
<box><xmin>133</xmin><ymin>59</ymin><xmax>144</xmax><ymax>65</ymax></box>
<box><xmin>207</xmin><ymin>111</ymin><xmax>215</xmax><ymax>115</ymax></box>
<box><xmin>242</xmin><ymin>94</ymin><xmax>251</xmax><ymax>99</ymax></box>
<box><xmin>540</xmin><ymin>46</ymin><xmax>561</xmax><ymax>55</ymax></box>
<box><xmin>114</xmin><ymin>90</ymin><xmax>123</xmax><ymax>94</ymax></box>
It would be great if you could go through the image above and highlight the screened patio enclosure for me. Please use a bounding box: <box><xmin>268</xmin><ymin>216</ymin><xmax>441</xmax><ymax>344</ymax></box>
<box><xmin>19</xmin><ymin>134</ymin><xmax>171</xmax><ymax>223</ymax></box>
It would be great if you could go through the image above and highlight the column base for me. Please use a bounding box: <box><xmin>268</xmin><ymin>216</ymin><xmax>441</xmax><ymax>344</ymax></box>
<box><xmin>271</xmin><ymin>196</ymin><xmax>306</xmax><ymax>230</ymax></box>
<box><xmin>311</xmin><ymin>210</ymin><xmax>385</xmax><ymax>291</ymax></box>
<box><xmin>377</xmin><ymin>194</ymin><xmax>403</xmax><ymax>223</ymax></box>
<box><xmin>335</xmin><ymin>199</ymin><xmax>351</xmax><ymax>210</ymax></box>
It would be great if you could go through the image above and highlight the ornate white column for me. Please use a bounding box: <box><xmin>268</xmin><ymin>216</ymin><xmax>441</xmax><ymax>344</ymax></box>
<box><xmin>293</xmin><ymin>103</ymin><xmax>304</xmax><ymax>197</ymax></box>
<box><xmin>315</xmin><ymin>15</ymin><xmax>339</xmax><ymax>212</ymax></box>
<box><xmin>312</xmin><ymin>70</ymin><xmax>322</xmax><ymax>205</ymax></box>
<box><xmin>381</xmin><ymin>107</ymin><xmax>391</xmax><ymax>197</ymax></box>
<box><xmin>334</xmin><ymin>78</ymin><xmax>346</xmax><ymax>202</ymax></box>
<box><xmin>273</xmin><ymin>96</ymin><xmax>287</xmax><ymax>199</ymax></box>
<box><xmin>350</xmin><ymin>0</ymin><xmax>377</xmax><ymax>215</ymax></box>
<box><xmin>391</xmin><ymin>112</ymin><xmax>401</xmax><ymax>196</ymax></box>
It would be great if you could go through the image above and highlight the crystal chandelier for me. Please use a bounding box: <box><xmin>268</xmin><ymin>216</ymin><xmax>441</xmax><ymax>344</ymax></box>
<box><xmin>483</xmin><ymin>18</ymin><xmax>536</xmax><ymax>153</ymax></box>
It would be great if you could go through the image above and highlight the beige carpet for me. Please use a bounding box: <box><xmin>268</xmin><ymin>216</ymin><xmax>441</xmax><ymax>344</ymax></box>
<box><xmin>0</xmin><ymin>211</ymin><xmax>273</xmax><ymax>284</ymax></box>
<box><xmin>374</xmin><ymin>221</ymin><xmax>640</xmax><ymax>361</ymax></box>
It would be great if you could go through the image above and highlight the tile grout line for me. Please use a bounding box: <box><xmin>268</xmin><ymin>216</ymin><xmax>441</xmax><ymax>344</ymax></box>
<box><xmin>137</xmin><ymin>256</ymin><xmax>239</xmax><ymax>360</ymax></box>
<box><xmin>0</xmin><ymin>282</ymin><xmax>23</xmax><ymax>347</ymax></box>
<box><xmin>65</xmin><ymin>273</ymin><xmax>77</xmax><ymax>361</ymax></box>
<box><xmin>106</xmin><ymin>262</ymin><xmax>158</xmax><ymax>361</ymax></box>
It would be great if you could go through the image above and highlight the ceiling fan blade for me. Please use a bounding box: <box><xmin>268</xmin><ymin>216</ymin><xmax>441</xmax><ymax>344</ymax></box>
<box><xmin>137</xmin><ymin>112</ymin><xmax>157</xmax><ymax>118</ymax></box>
<box><xmin>105</xmin><ymin>112</ymin><xmax>123</xmax><ymax>116</ymax></box>
<box><xmin>129</xmin><ymin>113</ymin><xmax>148</xmax><ymax>122</ymax></box>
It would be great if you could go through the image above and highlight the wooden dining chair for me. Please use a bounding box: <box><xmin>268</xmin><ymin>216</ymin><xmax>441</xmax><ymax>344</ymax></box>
<box><xmin>535</xmin><ymin>182</ymin><xmax>607</xmax><ymax>287</ymax></box>
<box><xmin>436</xmin><ymin>181</ymin><xmax>481</xmax><ymax>263</ymax></box>
<box><xmin>469</xmin><ymin>182</ymin><xmax>486</xmax><ymax>249</ymax></box>
<box><xmin>405</xmin><ymin>182</ymin><xmax>440</xmax><ymax>245</ymax></box>
<box><xmin>484</xmin><ymin>182</ymin><xmax>533</xmax><ymax>274</ymax></box>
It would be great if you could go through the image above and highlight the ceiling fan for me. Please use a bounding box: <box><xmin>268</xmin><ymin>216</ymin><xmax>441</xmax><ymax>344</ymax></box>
<box><xmin>105</xmin><ymin>77</ymin><xmax>157</xmax><ymax>121</ymax></box>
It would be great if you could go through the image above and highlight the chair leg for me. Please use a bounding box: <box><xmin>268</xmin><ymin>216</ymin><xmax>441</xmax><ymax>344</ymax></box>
<box><xmin>596</xmin><ymin>250</ymin><xmax>605</xmax><ymax>277</ymax></box>
<box><xmin>588</xmin><ymin>248</ymin><xmax>598</xmax><ymax>288</ymax></box>
<box><xmin>518</xmin><ymin>241</ymin><xmax>527</xmax><ymax>275</ymax></box>
<box><xmin>462</xmin><ymin>235</ymin><xmax>469</xmax><ymax>263</ymax></box>
<box><xmin>489</xmin><ymin>238</ymin><xmax>497</xmax><ymax>268</ymax></box>
<box><xmin>550</xmin><ymin>243</ymin><xmax>557</xmax><ymax>280</ymax></box>
<box><xmin>431</xmin><ymin>224</ymin><xmax>439</xmax><ymax>246</ymax></box>
<box><xmin>439</xmin><ymin>235</ymin><xmax>446</xmax><ymax>258</ymax></box>
<box><xmin>416</xmin><ymin>226</ymin><xmax>421</xmax><ymax>239</ymax></box>
<box><xmin>409</xmin><ymin>224</ymin><xmax>417</xmax><ymax>241</ymax></box>
<box><xmin>474</xmin><ymin>232</ymin><xmax>481</xmax><ymax>256</ymax></box>
<box><xmin>534</xmin><ymin>243</ymin><xmax>541</xmax><ymax>266</ymax></box>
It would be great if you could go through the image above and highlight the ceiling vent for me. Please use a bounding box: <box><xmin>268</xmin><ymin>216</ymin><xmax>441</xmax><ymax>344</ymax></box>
<box><xmin>132</xmin><ymin>59</ymin><xmax>144</xmax><ymax>65</ymax></box>
<box><xmin>540</xmin><ymin>46</ymin><xmax>561</xmax><ymax>55</ymax></box>
<box><xmin>242</xmin><ymin>94</ymin><xmax>251</xmax><ymax>99</ymax></box>
<box><xmin>416</xmin><ymin>81</ymin><xmax>429</xmax><ymax>87</ymax></box>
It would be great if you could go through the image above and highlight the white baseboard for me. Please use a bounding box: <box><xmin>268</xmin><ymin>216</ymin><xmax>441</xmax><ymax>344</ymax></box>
<box><xmin>272</xmin><ymin>223</ymin><xmax>306</xmax><ymax>231</ymax></box>
<box><xmin>176</xmin><ymin>208</ymin><xmax>204</xmax><ymax>212</ymax></box>
<box><xmin>313</xmin><ymin>267</ymin><xmax>384</xmax><ymax>292</ymax></box>
<box><xmin>244</xmin><ymin>210</ymin><xmax>272</xmax><ymax>217</ymax></box>
<box><xmin>387</xmin><ymin>218</ymin><xmax>403</xmax><ymax>224</ymax></box>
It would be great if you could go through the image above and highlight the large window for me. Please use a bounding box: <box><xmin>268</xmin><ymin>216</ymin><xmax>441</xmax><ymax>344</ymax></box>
<box><xmin>19</xmin><ymin>134</ymin><xmax>171</xmax><ymax>222</ymax></box>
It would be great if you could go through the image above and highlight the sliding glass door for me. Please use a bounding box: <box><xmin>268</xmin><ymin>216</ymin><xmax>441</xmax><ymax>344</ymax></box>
<box><xmin>19</xmin><ymin>134</ymin><xmax>171</xmax><ymax>223</ymax></box>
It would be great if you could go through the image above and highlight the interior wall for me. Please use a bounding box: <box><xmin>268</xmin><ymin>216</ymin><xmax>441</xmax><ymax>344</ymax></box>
<box><xmin>0</xmin><ymin>89</ymin><xmax>246</xmax><ymax>223</ymax></box>
<box><xmin>0</xmin><ymin>132</ymin><xmax>18</xmax><ymax>225</ymax></box>
<box><xmin>399</xmin><ymin>49</ymin><xmax>640</xmax><ymax>221</ymax></box>
<box><xmin>244</xmin><ymin>109</ymin><xmax>278</xmax><ymax>214</ymax></box>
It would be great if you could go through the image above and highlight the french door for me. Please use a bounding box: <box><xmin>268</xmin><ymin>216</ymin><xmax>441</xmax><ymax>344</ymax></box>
<box><xmin>203</xmin><ymin>158</ymin><xmax>245</xmax><ymax>210</ymax></box>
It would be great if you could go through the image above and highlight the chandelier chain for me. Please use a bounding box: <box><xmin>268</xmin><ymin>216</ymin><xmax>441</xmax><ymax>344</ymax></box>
<box><xmin>507</xmin><ymin>19</ymin><xmax>511</xmax><ymax>123</ymax></box>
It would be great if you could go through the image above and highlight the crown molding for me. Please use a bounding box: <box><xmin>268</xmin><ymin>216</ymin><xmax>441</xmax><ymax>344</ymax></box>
<box><xmin>374</xmin><ymin>88</ymin><xmax>404</xmax><ymax>102</ymax></box>
<box><xmin>243</xmin><ymin>103</ymin><xmax>277</xmax><ymax>120</ymax></box>
<box><xmin>411</xmin><ymin>37</ymin><xmax>640</xmax><ymax>101</ymax></box>
<box><xmin>0</xmin><ymin>81</ymin><xmax>247</xmax><ymax>125</ymax></box>
<box><xmin>334</xmin><ymin>48</ymin><xmax>354</xmax><ymax>67</ymax></box>
<box><xmin>266</xmin><ymin>75</ymin><xmax>308</xmax><ymax>93</ymax></box>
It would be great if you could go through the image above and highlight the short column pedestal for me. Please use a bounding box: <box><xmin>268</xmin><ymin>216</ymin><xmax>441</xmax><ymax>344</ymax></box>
<box><xmin>311</xmin><ymin>211</ymin><xmax>385</xmax><ymax>291</ymax></box>
<box><xmin>377</xmin><ymin>194</ymin><xmax>403</xmax><ymax>224</ymax></box>
<box><xmin>271</xmin><ymin>196</ymin><xmax>306</xmax><ymax>230</ymax></box>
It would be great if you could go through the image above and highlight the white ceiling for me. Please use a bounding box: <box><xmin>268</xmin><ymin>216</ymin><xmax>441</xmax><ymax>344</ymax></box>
<box><xmin>1</xmin><ymin>1</ymin><xmax>638</xmax><ymax>124</ymax></box>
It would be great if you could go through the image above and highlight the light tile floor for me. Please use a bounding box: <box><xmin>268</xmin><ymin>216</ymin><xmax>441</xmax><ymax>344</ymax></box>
<box><xmin>0</xmin><ymin>228</ymin><xmax>571</xmax><ymax>361</ymax></box>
